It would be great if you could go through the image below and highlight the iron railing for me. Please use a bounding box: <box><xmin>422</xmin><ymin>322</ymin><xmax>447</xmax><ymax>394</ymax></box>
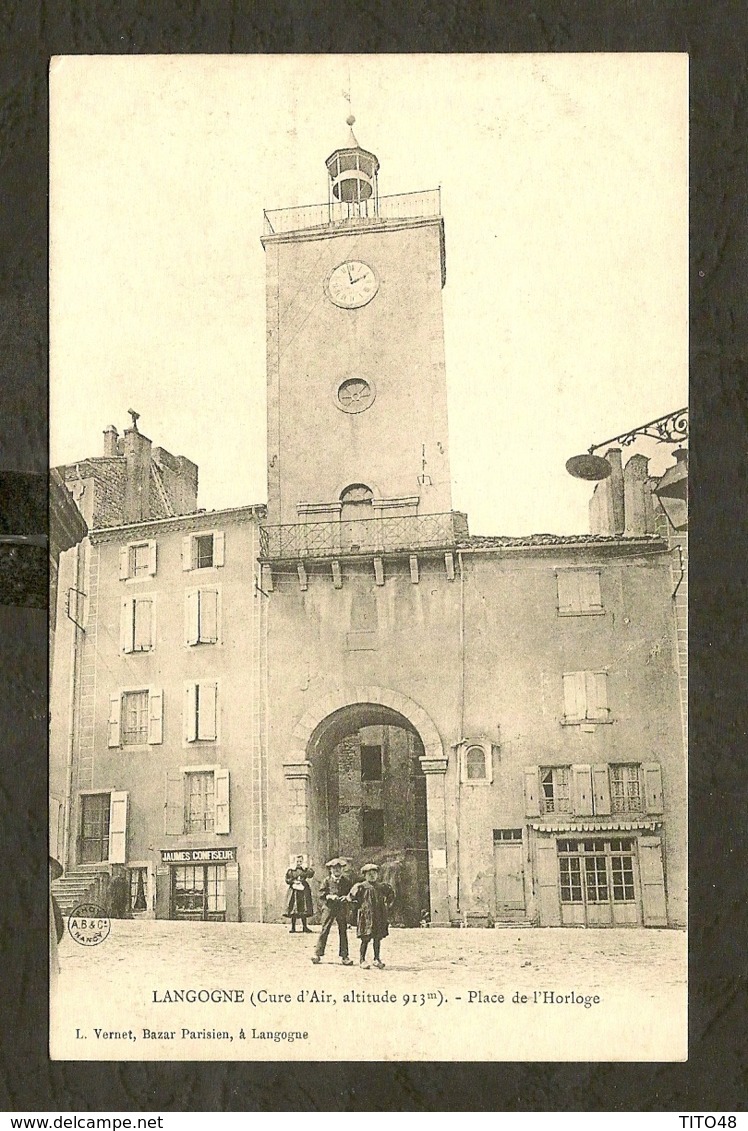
<box><xmin>263</xmin><ymin>188</ymin><xmax>441</xmax><ymax>237</ymax></box>
<box><xmin>260</xmin><ymin>511</ymin><xmax>462</xmax><ymax>561</ymax></box>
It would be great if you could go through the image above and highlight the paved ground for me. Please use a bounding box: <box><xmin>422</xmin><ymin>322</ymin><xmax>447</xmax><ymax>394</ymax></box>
<box><xmin>51</xmin><ymin>921</ymin><xmax>687</xmax><ymax>1062</ymax></box>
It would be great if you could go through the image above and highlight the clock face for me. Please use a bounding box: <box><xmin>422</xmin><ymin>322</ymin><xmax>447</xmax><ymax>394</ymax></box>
<box><xmin>326</xmin><ymin>260</ymin><xmax>378</xmax><ymax>309</ymax></box>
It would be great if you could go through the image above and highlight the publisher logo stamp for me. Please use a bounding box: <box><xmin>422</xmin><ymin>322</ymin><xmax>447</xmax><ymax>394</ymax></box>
<box><xmin>67</xmin><ymin>903</ymin><xmax>111</xmax><ymax>946</ymax></box>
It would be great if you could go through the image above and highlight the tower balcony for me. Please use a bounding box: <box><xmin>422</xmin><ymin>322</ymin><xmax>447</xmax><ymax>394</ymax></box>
<box><xmin>259</xmin><ymin>511</ymin><xmax>467</xmax><ymax>563</ymax></box>
<box><xmin>262</xmin><ymin>188</ymin><xmax>441</xmax><ymax>237</ymax></box>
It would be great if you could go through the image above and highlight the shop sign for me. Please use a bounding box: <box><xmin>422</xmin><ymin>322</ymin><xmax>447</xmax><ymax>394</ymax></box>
<box><xmin>161</xmin><ymin>847</ymin><xmax>237</xmax><ymax>863</ymax></box>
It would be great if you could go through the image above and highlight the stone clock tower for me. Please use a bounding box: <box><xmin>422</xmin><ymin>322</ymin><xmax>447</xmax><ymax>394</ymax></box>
<box><xmin>261</xmin><ymin>118</ymin><xmax>452</xmax><ymax>529</ymax></box>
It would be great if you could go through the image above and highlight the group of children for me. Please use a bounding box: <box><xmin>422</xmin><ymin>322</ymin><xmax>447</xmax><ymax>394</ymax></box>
<box><xmin>284</xmin><ymin>856</ymin><xmax>394</xmax><ymax>969</ymax></box>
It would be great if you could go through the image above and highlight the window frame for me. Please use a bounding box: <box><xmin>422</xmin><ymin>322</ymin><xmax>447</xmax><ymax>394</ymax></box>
<box><xmin>121</xmin><ymin>593</ymin><xmax>156</xmax><ymax>654</ymax></box>
<box><xmin>185</xmin><ymin>586</ymin><xmax>221</xmax><ymax>647</ymax></box>
<box><xmin>120</xmin><ymin>539</ymin><xmax>157</xmax><ymax>582</ymax></box>
<box><xmin>361</xmin><ymin>807</ymin><xmax>385</xmax><ymax>848</ymax></box>
<box><xmin>182</xmin><ymin>530</ymin><xmax>225</xmax><ymax>572</ymax></box>
<box><xmin>184</xmin><ymin>679</ymin><xmax>219</xmax><ymax>744</ymax></box>
<box><xmin>108</xmin><ymin>686</ymin><xmax>163</xmax><ymax>748</ymax></box>
<box><xmin>459</xmin><ymin>740</ymin><xmax>494</xmax><ymax>785</ymax></box>
<box><xmin>539</xmin><ymin>766</ymin><xmax>572</xmax><ymax>814</ymax></box>
<box><xmin>561</xmin><ymin>670</ymin><xmax>611</xmax><ymax>725</ymax></box>
<box><xmin>555</xmin><ymin>568</ymin><xmax>604</xmax><ymax>616</ymax></box>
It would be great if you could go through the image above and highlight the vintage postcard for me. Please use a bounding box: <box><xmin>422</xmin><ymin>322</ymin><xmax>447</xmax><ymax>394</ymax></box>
<box><xmin>48</xmin><ymin>53</ymin><xmax>688</xmax><ymax>1061</ymax></box>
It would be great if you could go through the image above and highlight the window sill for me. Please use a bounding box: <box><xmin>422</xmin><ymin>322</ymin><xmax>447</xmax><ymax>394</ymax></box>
<box><xmin>461</xmin><ymin>778</ymin><xmax>492</xmax><ymax>786</ymax></box>
<box><xmin>557</xmin><ymin>609</ymin><xmax>605</xmax><ymax>617</ymax></box>
<box><xmin>560</xmin><ymin>718</ymin><xmax>614</xmax><ymax>727</ymax></box>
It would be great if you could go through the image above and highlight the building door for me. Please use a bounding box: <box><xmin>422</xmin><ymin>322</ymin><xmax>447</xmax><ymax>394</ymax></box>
<box><xmin>493</xmin><ymin>830</ymin><xmax>525</xmax><ymax>915</ymax></box>
<box><xmin>171</xmin><ymin>865</ymin><xmax>227</xmax><ymax>922</ymax></box>
<box><xmin>79</xmin><ymin>794</ymin><xmax>110</xmax><ymax>864</ymax></box>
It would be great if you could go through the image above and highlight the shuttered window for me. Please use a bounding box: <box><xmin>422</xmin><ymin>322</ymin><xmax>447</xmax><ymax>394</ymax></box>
<box><xmin>185</xmin><ymin>588</ymin><xmax>219</xmax><ymax>645</ymax></box>
<box><xmin>556</xmin><ymin>570</ymin><xmax>603</xmax><ymax>615</ymax></box>
<box><xmin>109</xmin><ymin>688</ymin><xmax>163</xmax><ymax>747</ymax></box>
<box><xmin>184</xmin><ymin>680</ymin><xmax>218</xmax><ymax>742</ymax></box>
<box><xmin>121</xmin><ymin>596</ymin><xmax>155</xmax><ymax>653</ymax></box>
<box><xmin>119</xmin><ymin>541</ymin><xmax>157</xmax><ymax>580</ymax></box>
<box><xmin>610</xmin><ymin>764</ymin><xmax>643</xmax><ymax>813</ymax></box>
<box><xmin>562</xmin><ymin>671</ymin><xmax>609</xmax><ymax>722</ymax></box>
<box><xmin>165</xmin><ymin>768</ymin><xmax>231</xmax><ymax>836</ymax></box>
<box><xmin>182</xmin><ymin>531</ymin><xmax>225</xmax><ymax>571</ymax></box>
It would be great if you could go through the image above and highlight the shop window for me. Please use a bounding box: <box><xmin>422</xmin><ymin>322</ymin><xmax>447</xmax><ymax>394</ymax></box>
<box><xmin>184</xmin><ymin>680</ymin><xmax>218</xmax><ymax>742</ymax></box>
<box><xmin>540</xmin><ymin>767</ymin><xmax>571</xmax><ymax>814</ymax></box>
<box><xmin>182</xmin><ymin>531</ymin><xmax>225</xmax><ymax>571</ymax></box>
<box><xmin>129</xmin><ymin>867</ymin><xmax>149</xmax><ymax>912</ymax></box>
<box><xmin>562</xmin><ymin>671</ymin><xmax>609</xmax><ymax>723</ymax></box>
<box><xmin>172</xmin><ymin>864</ymin><xmax>226</xmax><ymax>921</ymax></box>
<box><xmin>361</xmin><ymin>745</ymin><xmax>383</xmax><ymax>781</ymax></box>
<box><xmin>556</xmin><ymin>570</ymin><xmax>603</xmax><ymax>615</ymax></box>
<box><xmin>119</xmin><ymin>540</ymin><xmax>157</xmax><ymax>580</ymax></box>
<box><xmin>109</xmin><ymin>688</ymin><xmax>163</xmax><ymax>747</ymax></box>
<box><xmin>610</xmin><ymin>764</ymin><xmax>643</xmax><ymax>813</ymax></box>
<box><xmin>362</xmin><ymin>808</ymin><xmax>384</xmax><ymax>847</ymax></box>
<box><xmin>185</xmin><ymin>588</ymin><xmax>219</xmax><ymax>645</ymax></box>
<box><xmin>165</xmin><ymin>767</ymin><xmax>230</xmax><ymax>835</ymax></box>
<box><xmin>557</xmin><ymin>838</ymin><xmax>637</xmax><ymax>905</ymax></box>
<box><xmin>120</xmin><ymin>596</ymin><xmax>154</xmax><ymax>653</ymax></box>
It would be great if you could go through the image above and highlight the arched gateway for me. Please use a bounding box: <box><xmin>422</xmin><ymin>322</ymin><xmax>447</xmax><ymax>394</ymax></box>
<box><xmin>283</xmin><ymin>688</ymin><xmax>449</xmax><ymax>926</ymax></box>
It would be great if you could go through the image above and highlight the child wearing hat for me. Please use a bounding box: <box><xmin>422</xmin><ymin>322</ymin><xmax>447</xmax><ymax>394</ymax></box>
<box><xmin>311</xmin><ymin>858</ymin><xmax>354</xmax><ymax>965</ymax></box>
<box><xmin>348</xmin><ymin>863</ymin><xmax>395</xmax><ymax>969</ymax></box>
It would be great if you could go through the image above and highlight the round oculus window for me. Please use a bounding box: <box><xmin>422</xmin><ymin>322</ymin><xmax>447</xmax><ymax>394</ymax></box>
<box><xmin>336</xmin><ymin>377</ymin><xmax>376</xmax><ymax>414</ymax></box>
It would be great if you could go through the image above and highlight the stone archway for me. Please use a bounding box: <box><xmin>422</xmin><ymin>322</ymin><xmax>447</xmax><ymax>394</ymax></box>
<box><xmin>282</xmin><ymin>687</ymin><xmax>450</xmax><ymax>925</ymax></box>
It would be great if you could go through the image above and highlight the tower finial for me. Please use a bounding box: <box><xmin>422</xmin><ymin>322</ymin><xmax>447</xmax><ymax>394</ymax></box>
<box><xmin>346</xmin><ymin>114</ymin><xmax>355</xmax><ymax>127</ymax></box>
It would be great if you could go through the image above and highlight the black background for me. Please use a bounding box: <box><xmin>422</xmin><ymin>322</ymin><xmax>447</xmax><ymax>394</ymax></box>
<box><xmin>1</xmin><ymin>0</ymin><xmax>746</xmax><ymax>1112</ymax></box>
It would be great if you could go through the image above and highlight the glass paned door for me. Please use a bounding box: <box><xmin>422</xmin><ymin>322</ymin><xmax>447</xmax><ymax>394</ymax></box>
<box><xmin>80</xmin><ymin>794</ymin><xmax>110</xmax><ymax>864</ymax></box>
<box><xmin>172</xmin><ymin>864</ymin><xmax>227</xmax><ymax>921</ymax></box>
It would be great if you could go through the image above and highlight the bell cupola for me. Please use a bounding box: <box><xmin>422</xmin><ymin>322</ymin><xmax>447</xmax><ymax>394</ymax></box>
<box><xmin>325</xmin><ymin>115</ymin><xmax>380</xmax><ymax>219</ymax></box>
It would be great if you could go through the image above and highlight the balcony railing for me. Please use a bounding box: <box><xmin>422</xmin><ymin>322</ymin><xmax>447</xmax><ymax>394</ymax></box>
<box><xmin>263</xmin><ymin>188</ymin><xmax>441</xmax><ymax>237</ymax></box>
<box><xmin>260</xmin><ymin>511</ymin><xmax>462</xmax><ymax>561</ymax></box>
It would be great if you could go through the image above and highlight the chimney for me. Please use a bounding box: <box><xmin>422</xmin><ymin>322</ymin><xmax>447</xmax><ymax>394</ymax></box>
<box><xmin>623</xmin><ymin>453</ymin><xmax>656</xmax><ymax>535</ymax></box>
<box><xmin>123</xmin><ymin>426</ymin><xmax>152</xmax><ymax>523</ymax></box>
<box><xmin>588</xmin><ymin>448</ymin><xmax>625</xmax><ymax>535</ymax></box>
<box><xmin>103</xmin><ymin>425</ymin><xmax>119</xmax><ymax>457</ymax></box>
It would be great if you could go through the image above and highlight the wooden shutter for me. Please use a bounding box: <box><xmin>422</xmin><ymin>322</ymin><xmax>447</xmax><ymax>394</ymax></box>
<box><xmin>164</xmin><ymin>771</ymin><xmax>184</xmax><ymax>835</ymax></box>
<box><xmin>108</xmin><ymin>791</ymin><xmax>128</xmax><ymax>863</ymax></box>
<box><xmin>639</xmin><ymin>836</ymin><xmax>668</xmax><ymax>926</ymax></box>
<box><xmin>642</xmin><ymin>762</ymin><xmax>664</xmax><ymax>814</ymax></box>
<box><xmin>534</xmin><ymin>838</ymin><xmax>561</xmax><ymax>926</ymax></box>
<box><xmin>120</xmin><ymin>598</ymin><xmax>133</xmax><ymax>653</ymax></box>
<box><xmin>148</xmin><ymin>689</ymin><xmax>163</xmax><ymax>744</ymax></box>
<box><xmin>523</xmin><ymin>766</ymin><xmax>540</xmax><ymax>817</ymax></box>
<box><xmin>184</xmin><ymin>682</ymin><xmax>197</xmax><ymax>742</ymax></box>
<box><xmin>580</xmin><ymin>570</ymin><xmax>602</xmax><ymax>611</ymax></box>
<box><xmin>108</xmin><ymin>693</ymin><xmax>121</xmax><ymax>747</ymax></box>
<box><xmin>133</xmin><ymin>598</ymin><xmax>152</xmax><ymax>651</ymax></box>
<box><xmin>182</xmin><ymin>535</ymin><xmax>193</xmax><ymax>571</ymax></box>
<box><xmin>586</xmin><ymin>671</ymin><xmax>609</xmax><ymax>720</ymax></box>
<box><xmin>213</xmin><ymin>531</ymin><xmax>225</xmax><ymax>567</ymax></box>
<box><xmin>185</xmin><ymin>589</ymin><xmax>200</xmax><ymax>646</ymax></box>
<box><xmin>197</xmin><ymin>681</ymin><xmax>218</xmax><ymax>741</ymax></box>
<box><xmin>592</xmin><ymin>763</ymin><xmax>611</xmax><ymax>815</ymax></box>
<box><xmin>119</xmin><ymin>546</ymin><xmax>130</xmax><ymax>580</ymax></box>
<box><xmin>148</xmin><ymin>540</ymin><xmax>157</xmax><ymax>576</ymax></box>
<box><xmin>556</xmin><ymin>571</ymin><xmax>578</xmax><ymax>614</ymax></box>
<box><xmin>563</xmin><ymin>672</ymin><xmax>585</xmax><ymax>721</ymax></box>
<box><xmin>571</xmin><ymin>764</ymin><xmax>594</xmax><ymax>815</ymax></box>
<box><xmin>215</xmin><ymin>768</ymin><xmax>230</xmax><ymax>834</ymax></box>
<box><xmin>200</xmin><ymin>589</ymin><xmax>219</xmax><ymax>643</ymax></box>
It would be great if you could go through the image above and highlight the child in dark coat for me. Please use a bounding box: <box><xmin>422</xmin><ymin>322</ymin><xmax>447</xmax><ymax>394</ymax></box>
<box><xmin>347</xmin><ymin>863</ymin><xmax>395</xmax><ymax>969</ymax></box>
<box><xmin>284</xmin><ymin>855</ymin><xmax>315</xmax><ymax>933</ymax></box>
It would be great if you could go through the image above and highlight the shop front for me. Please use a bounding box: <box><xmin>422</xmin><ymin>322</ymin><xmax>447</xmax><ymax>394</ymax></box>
<box><xmin>155</xmin><ymin>847</ymin><xmax>240</xmax><ymax>922</ymax></box>
<box><xmin>531</xmin><ymin>821</ymin><xmax>668</xmax><ymax>928</ymax></box>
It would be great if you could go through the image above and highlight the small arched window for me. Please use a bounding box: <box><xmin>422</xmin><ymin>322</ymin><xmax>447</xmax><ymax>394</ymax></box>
<box><xmin>465</xmin><ymin>745</ymin><xmax>487</xmax><ymax>780</ymax></box>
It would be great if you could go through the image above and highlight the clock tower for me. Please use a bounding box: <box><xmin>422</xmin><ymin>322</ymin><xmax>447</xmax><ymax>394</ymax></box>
<box><xmin>262</xmin><ymin>118</ymin><xmax>452</xmax><ymax>532</ymax></box>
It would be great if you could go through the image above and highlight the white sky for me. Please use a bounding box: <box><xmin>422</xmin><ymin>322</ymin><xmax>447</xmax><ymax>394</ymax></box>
<box><xmin>50</xmin><ymin>54</ymin><xmax>687</xmax><ymax>535</ymax></box>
